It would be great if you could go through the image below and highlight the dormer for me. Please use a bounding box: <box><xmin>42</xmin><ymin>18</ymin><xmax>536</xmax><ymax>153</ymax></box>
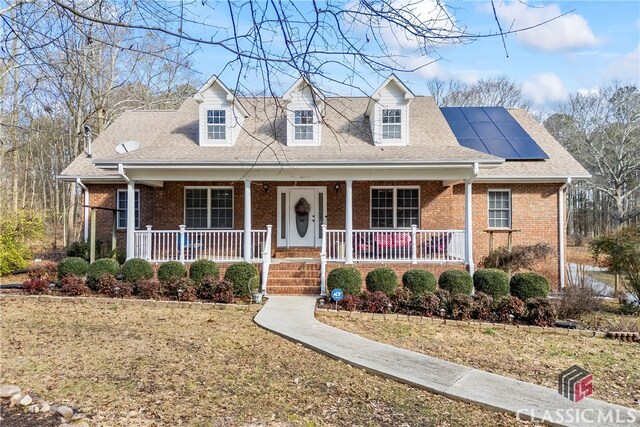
<box><xmin>282</xmin><ymin>76</ymin><xmax>325</xmax><ymax>146</ymax></box>
<box><xmin>194</xmin><ymin>76</ymin><xmax>249</xmax><ymax>146</ymax></box>
<box><xmin>365</xmin><ymin>74</ymin><xmax>414</xmax><ymax>146</ymax></box>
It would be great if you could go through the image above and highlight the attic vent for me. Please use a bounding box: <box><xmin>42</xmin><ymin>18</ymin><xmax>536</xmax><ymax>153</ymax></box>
<box><xmin>115</xmin><ymin>140</ymin><xmax>140</xmax><ymax>154</ymax></box>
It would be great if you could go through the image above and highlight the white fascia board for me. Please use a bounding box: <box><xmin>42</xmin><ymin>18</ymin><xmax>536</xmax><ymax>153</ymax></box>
<box><xmin>56</xmin><ymin>174</ymin><xmax>123</xmax><ymax>183</ymax></box>
<box><xmin>475</xmin><ymin>175</ymin><xmax>592</xmax><ymax>183</ymax></box>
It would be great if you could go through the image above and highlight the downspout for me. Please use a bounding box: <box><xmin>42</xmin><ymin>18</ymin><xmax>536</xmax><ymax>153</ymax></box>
<box><xmin>118</xmin><ymin>163</ymin><xmax>130</xmax><ymax>184</ymax></box>
<box><xmin>76</xmin><ymin>178</ymin><xmax>89</xmax><ymax>242</ymax></box>
<box><xmin>465</xmin><ymin>162</ymin><xmax>479</xmax><ymax>275</ymax></box>
<box><xmin>558</xmin><ymin>177</ymin><xmax>572</xmax><ymax>289</ymax></box>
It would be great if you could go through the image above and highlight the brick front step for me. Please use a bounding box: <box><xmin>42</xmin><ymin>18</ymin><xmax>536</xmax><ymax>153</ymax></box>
<box><xmin>268</xmin><ymin>263</ymin><xmax>320</xmax><ymax>271</ymax></box>
<box><xmin>268</xmin><ymin>277</ymin><xmax>320</xmax><ymax>286</ymax></box>
<box><xmin>268</xmin><ymin>285</ymin><xmax>321</xmax><ymax>295</ymax></box>
<box><xmin>268</xmin><ymin>270</ymin><xmax>320</xmax><ymax>278</ymax></box>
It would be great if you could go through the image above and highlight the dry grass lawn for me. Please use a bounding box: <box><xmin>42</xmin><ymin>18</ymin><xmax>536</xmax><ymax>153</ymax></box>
<box><xmin>0</xmin><ymin>300</ymin><xmax>520</xmax><ymax>427</ymax></box>
<box><xmin>321</xmin><ymin>316</ymin><xmax>640</xmax><ymax>409</ymax></box>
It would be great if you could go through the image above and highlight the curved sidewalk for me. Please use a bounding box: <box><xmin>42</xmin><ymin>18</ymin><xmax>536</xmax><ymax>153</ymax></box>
<box><xmin>254</xmin><ymin>296</ymin><xmax>639</xmax><ymax>427</ymax></box>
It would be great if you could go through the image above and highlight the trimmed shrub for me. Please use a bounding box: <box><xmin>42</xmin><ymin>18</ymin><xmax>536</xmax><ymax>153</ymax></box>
<box><xmin>189</xmin><ymin>259</ymin><xmax>220</xmax><ymax>284</ymax></box>
<box><xmin>495</xmin><ymin>296</ymin><xmax>526</xmax><ymax>323</ymax></box>
<box><xmin>158</xmin><ymin>261</ymin><xmax>187</xmax><ymax>283</ymax></box>
<box><xmin>360</xmin><ymin>290</ymin><xmax>391</xmax><ymax>314</ymax></box>
<box><xmin>402</xmin><ymin>269</ymin><xmax>436</xmax><ymax>295</ymax></box>
<box><xmin>58</xmin><ymin>257</ymin><xmax>89</xmax><ymax>278</ymax></box>
<box><xmin>122</xmin><ymin>258</ymin><xmax>153</xmax><ymax>283</ymax></box>
<box><xmin>473</xmin><ymin>269</ymin><xmax>509</xmax><ymax>299</ymax></box>
<box><xmin>96</xmin><ymin>274</ymin><xmax>132</xmax><ymax>298</ymax></box>
<box><xmin>163</xmin><ymin>278</ymin><xmax>197</xmax><ymax>301</ymax></box>
<box><xmin>338</xmin><ymin>294</ymin><xmax>361</xmax><ymax>311</ymax></box>
<box><xmin>23</xmin><ymin>278</ymin><xmax>50</xmax><ymax>294</ymax></box>
<box><xmin>28</xmin><ymin>262</ymin><xmax>58</xmax><ymax>282</ymax></box>
<box><xmin>59</xmin><ymin>275</ymin><xmax>91</xmax><ymax>296</ymax></box>
<box><xmin>365</xmin><ymin>268</ymin><xmax>398</xmax><ymax>294</ymax></box>
<box><xmin>526</xmin><ymin>297</ymin><xmax>557</xmax><ymax>327</ymax></box>
<box><xmin>510</xmin><ymin>272</ymin><xmax>550</xmax><ymax>301</ymax></box>
<box><xmin>438</xmin><ymin>270</ymin><xmax>473</xmax><ymax>295</ymax></box>
<box><xmin>224</xmin><ymin>262</ymin><xmax>259</xmax><ymax>297</ymax></box>
<box><xmin>327</xmin><ymin>267</ymin><xmax>362</xmax><ymax>296</ymax></box>
<box><xmin>87</xmin><ymin>258</ymin><xmax>120</xmax><ymax>288</ymax></box>
<box><xmin>413</xmin><ymin>292</ymin><xmax>440</xmax><ymax>317</ymax></box>
<box><xmin>448</xmin><ymin>294</ymin><xmax>474</xmax><ymax>320</ymax></box>
<box><xmin>472</xmin><ymin>292</ymin><xmax>494</xmax><ymax>320</ymax></box>
<box><xmin>390</xmin><ymin>287</ymin><xmax>413</xmax><ymax>313</ymax></box>
<box><xmin>134</xmin><ymin>280</ymin><xmax>161</xmax><ymax>300</ymax></box>
<box><xmin>198</xmin><ymin>277</ymin><xmax>234</xmax><ymax>303</ymax></box>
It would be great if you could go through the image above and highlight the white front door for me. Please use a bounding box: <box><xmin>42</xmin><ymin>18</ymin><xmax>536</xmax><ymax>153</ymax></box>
<box><xmin>277</xmin><ymin>186</ymin><xmax>326</xmax><ymax>247</ymax></box>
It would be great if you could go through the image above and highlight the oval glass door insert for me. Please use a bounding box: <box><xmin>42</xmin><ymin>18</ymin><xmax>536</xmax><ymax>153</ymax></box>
<box><xmin>294</xmin><ymin>197</ymin><xmax>310</xmax><ymax>238</ymax></box>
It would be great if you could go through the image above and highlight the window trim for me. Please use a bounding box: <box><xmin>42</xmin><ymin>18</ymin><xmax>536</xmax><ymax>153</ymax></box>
<box><xmin>381</xmin><ymin>108</ymin><xmax>402</xmax><ymax>140</ymax></box>
<box><xmin>293</xmin><ymin>109</ymin><xmax>314</xmax><ymax>141</ymax></box>
<box><xmin>116</xmin><ymin>189</ymin><xmax>141</xmax><ymax>230</ymax></box>
<box><xmin>206</xmin><ymin>109</ymin><xmax>227</xmax><ymax>141</ymax></box>
<box><xmin>370</xmin><ymin>186</ymin><xmax>420</xmax><ymax>229</ymax></box>
<box><xmin>184</xmin><ymin>186</ymin><xmax>234</xmax><ymax>229</ymax></box>
<box><xmin>487</xmin><ymin>189</ymin><xmax>512</xmax><ymax>230</ymax></box>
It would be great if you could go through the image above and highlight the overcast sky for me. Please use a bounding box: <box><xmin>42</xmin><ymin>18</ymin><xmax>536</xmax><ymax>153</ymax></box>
<box><xmin>192</xmin><ymin>1</ymin><xmax>640</xmax><ymax>109</ymax></box>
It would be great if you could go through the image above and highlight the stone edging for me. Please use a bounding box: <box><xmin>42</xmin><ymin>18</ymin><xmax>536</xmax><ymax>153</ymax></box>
<box><xmin>315</xmin><ymin>308</ymin><xmax>609</xmax><ymax>338</ymax></box>
<box><xmin>0</xmin><ymin>293</ymin><xmax>262</xmax><ymax>312</ymax></box>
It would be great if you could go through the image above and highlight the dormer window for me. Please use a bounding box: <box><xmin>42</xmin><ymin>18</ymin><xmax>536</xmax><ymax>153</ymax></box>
<box><xmin>207</xmin><ymin>110</ymin><xmax>226</xmax><ymax>140</ymax></box>
<box><xmin>382</xmin><ymin>109</ymin><xmax>402</xmax><ymax>139</ymax></box>
<box><xmin>294</xmin><ymin>110</ymin><xmax>314</xmax><ymax>140</ymax></box>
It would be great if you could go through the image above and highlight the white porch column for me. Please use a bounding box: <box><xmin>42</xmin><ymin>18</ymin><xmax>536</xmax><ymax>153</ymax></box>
<box><xmin>244</xmin><ymin>180</ymin><xmax>252</xmax><ymax>262</ymax></box>
<box><xmin>126</xmin><ymin>180</ymin><xmax>136</xmax><ymax>260</ymax></box>
<box><xmin>558</xmin><ymin>178</ymin><xmax>570</xmax><ymax>289</ymax></box>
<box><xmin>345</xmin><ymin>179</ymin><xmax>353</xmax><ymax>264</ymax></box>
<box><xmin>464</xmin><ymin>178</ymin><xmax>474</xmax><ymax>275</ymax></box>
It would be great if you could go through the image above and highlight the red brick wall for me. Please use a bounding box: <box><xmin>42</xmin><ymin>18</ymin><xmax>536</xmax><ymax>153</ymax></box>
<box><xmin>85</xmin><ymin>180</ymin><xmax>563</xmax><ymax>289</ymax></box>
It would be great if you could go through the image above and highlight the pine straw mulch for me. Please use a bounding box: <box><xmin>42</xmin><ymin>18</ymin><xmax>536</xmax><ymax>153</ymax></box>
<box><xmin>320</xmin><ymin>316</ymin><xmax>640</xmax><ymax>409</ymax></box>
<box><xmin>0</xmin><ymin>300</ymin><xmax>523</xmax><ymax>427</ymax></box>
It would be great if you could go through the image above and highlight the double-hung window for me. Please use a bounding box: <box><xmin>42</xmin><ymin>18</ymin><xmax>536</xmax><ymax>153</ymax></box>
<box><xmin>294</xmin><ymin>110</ymin><xmax>314</xmax><ymax>140</ymax></box>
<box><xmin>382</xmin><ymin>109</ymin><xmax>402</xmax><ymax>139</ymax></box>
<box><xmin>185</xmin><ymin>188</ymin><xmax>233</xmax><ymax>229</ymax></box>
<box><xmin>207</xmin><ymin>110</ymin><xmax>226</xmax><ymax>140</ymax></box>
<box><xmin>488</xmin><ymin>190</ymin><xmax>511</xmax><ymax>228</ymax></box>
<box><xmin>116</xmin><ymin>190</ymin><xmax>140</xmax><ymax>229</ymax></box>
<box><xmin>371</xmin><ymin>187</ymin><xmax>419</xmax><ymax>228</ymax></box>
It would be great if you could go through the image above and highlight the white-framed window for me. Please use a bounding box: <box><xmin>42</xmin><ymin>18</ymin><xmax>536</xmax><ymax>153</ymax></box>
<box><xmin>207</xmin><ymin>109</ymin><xmax>226</xmax><ymax>140</ymax></box>
<box><xmin>371</xmin><ymin>187</ymin><xmax>419</xmax><ymax>229</ymax></box>
<box><xmin>488</xmin><ymin>190</ymin><xmax>511</xmax><ymax>229</ymax></box>
<box><xmin>382</xmin><ymin>109</ymin><xmax>402</xmax><ymax>139</ymax></box>
<box><xmin>116</xmin><ymin>190</ymin><xmax>140</xmax><ymax>229</ymax></box>
<box><xmin>185</xmin><ymin>187</ymin><xmax>234</xmax><ymax>229</ymax></box>
<box><xmin>294</xmin><ymin>110</ymin><xmax>314</xmax><ymax>140</ymax></box>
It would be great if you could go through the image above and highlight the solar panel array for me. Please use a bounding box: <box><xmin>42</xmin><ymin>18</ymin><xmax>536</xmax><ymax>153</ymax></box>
<box><xmin>440</xmin><ymin>107</ymin><xmax>548</xmax><ymax>160</ymax></box>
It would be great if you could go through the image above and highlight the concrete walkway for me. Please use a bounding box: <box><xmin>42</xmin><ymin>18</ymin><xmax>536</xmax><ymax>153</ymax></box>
<box><xmin>254</xmin><ymin>296</ymin><xmax>639</xmax><ymax>427</ymax></box>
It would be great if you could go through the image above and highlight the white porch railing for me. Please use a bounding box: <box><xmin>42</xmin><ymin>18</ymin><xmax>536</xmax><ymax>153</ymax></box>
<box><xmin>134</xmin><ymin>226</ymin><xmax>270</xmax><ymax>263</ymax></box>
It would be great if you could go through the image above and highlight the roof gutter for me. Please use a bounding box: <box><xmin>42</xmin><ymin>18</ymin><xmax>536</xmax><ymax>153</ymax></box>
<box><xmin>558</xmin><ymin>177</ymin><xmax>572</xmax><ymax>289</ymax></box>
<box><xmin>118</xmin><ymin>163</ymin><xmax>131</xmax><ymax>183</ymax></box>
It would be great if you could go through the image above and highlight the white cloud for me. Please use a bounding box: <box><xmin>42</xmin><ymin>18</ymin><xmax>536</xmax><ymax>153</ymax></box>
<box><xmin>493</xmin><ymin>2</ymin><xmax>600</xmax><ymax>52</ymax></box>
<box><xmin>522</xmin><ymin>72</ymin><xmax>569</xmax><ymax>105</ymax></box>
<box><xmin>577</xmin><ymin>87</ymin><xmax>599</xmax><ymax>96</ymax></box>
<box><xmin>605</xmin><ymin>45</ymin><xmax>640</xmax><ymax>81</ymax></box>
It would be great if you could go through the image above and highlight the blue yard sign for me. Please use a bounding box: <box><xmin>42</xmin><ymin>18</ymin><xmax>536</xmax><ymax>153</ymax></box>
<box><xmin>331</xmin><ymin>288</ymin><xmax>344</xmax><ymax>302</ymax></box>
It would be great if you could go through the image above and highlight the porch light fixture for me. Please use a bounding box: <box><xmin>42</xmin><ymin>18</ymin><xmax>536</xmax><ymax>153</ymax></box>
<box><xmin>263</xmin><ymin>183</ymin><xmax>270</xmax><ymax>193</ymax></box>
<box><xmin>334</xmin><ymin>183</ymin><xmax>340</xmax><ymax>193</ymax></box>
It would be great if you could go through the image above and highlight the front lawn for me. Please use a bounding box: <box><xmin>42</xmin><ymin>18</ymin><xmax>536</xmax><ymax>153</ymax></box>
<box><xmin>321</xmin><ymin>316</ymin><xmax>640</xmax><ymax>408</ymax></box>
<box><xmin>0</xmin><ymin>300</ymin><xmax>518</xmax><ymax>426</ymax></box>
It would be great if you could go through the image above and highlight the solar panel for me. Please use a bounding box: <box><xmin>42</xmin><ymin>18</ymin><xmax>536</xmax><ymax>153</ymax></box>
<box><xmin>440</xmin><ymin>107</ymin><xmax>548</xmax><ymax>160</ymax></box>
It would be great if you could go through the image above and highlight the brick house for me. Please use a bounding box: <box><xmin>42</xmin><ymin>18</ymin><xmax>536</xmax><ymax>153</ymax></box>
<box><xmin>59</xmin><ymin>75</ymin><xmax>590</xmax><ymax>295</ymax></box>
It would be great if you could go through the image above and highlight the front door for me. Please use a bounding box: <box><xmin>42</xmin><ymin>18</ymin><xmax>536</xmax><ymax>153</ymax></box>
<box><xmin>278</xmin><ymin>186</ymin><xmax>326</xmax><ymax>247</ymax></box>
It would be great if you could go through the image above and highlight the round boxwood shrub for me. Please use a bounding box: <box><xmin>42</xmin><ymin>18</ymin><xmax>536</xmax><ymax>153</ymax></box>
<box><xmin>327</xmin><ymin>267</ymin><xmax>362</xmax><ymax>296</ymax></box>
<box><xmin>189</xmin><ymin>259</ymin><xmax>220</xmax><ymax>284</ymax></box>
<box><xmin>438</xmin><ymin>270</ymin><xmax>473</xmax><ymax>295</ymax></box>
<box><xmin>122</xmin><ymin>258</ymin><xmax>154</xmax><ymax>283</ymax></box>
<box><xmin>402</xmin><ymin>269</ymin><xmax>436</xmax><ymax>295</ymax></box>
<box><xmin>58</xmin><ymin>257</ymin><xmax>89</xmax><ymax>278</ymax></box>
<box><xmin>157</xmin><ymin>261</ymin><xmax>187</xmax><ymax>283</ymax></box>
<box><xmin>365</xmin><ymin>268</ymin><xmax>398</xmax><ymax>294</ymax></box>
<box><xmin>86</xmin><ymin>258</ymin><xmax>121</xmax><ymax>288</ymax></box>
<box><xmin>473</xmin><ymin>268</ymin><xmax>510</xmax><ymax>299</ymax></box>
<box><xmin>509</xmin><ymin>272</ymin><xmax>550</xmax><ymax>301</ymax></box>
<box><xmin>224</xmin><ymin>262</ymin><xmax>259</xmax><ymax>297</ymax></box>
